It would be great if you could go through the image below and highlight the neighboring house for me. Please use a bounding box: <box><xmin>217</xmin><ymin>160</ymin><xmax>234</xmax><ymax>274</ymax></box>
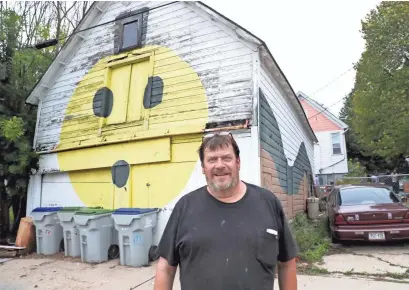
<box><xmin>25</xmin><ymin>1</ymin><xmax>317</xmax><ymax>245</ymax></box>
<box><xmin>298</xmin><ymin>91</ymin><xmax>348</xmax><ymax>186</ymax></box>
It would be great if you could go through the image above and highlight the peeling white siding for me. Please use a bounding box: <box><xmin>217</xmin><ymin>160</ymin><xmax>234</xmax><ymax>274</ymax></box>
<box><xmin>35</xmin><ymin>1</ymin><xmax>254</xmax><ymax>152</ymax></box>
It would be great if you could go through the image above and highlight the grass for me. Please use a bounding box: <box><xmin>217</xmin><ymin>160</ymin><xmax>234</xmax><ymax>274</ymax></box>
<box><xmin>290</xmin><ymin>213</ymin><xmax>331</xmax><ymax>263</ymax></box>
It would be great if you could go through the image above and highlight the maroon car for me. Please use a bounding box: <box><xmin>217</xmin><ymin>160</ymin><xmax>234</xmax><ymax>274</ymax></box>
<box><xmin>326</xmin><ymin>184</ymin><xmax>409</xmax><ymax>242</ymax></box>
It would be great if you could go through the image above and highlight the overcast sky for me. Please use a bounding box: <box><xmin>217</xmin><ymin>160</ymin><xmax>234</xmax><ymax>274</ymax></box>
<box><xmin>202</xmin><ymin>0</ymin><xmax>381</xmax><ymax>117</ymax></box>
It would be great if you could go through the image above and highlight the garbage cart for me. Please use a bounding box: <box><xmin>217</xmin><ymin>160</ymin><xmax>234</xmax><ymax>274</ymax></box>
<box><xmin>307</xmin><ymin>197</ymin><xmax>320</xmax><ymax>219</ymax></box>
<box><xmin>31</xmin><ymin>207</ymin><xmax>63</xmax><ymax>255</ymax></box>
<box><xmin>57</xmin><ymin>206</ymin><xmax>102</xmax><ymax>257</ymax></box>
<box><xmin>73</xmin><ymin>209</ymin><xmax>118</xmax><ymax>263</ymax></box>
<box><xmin>112</xmin><ymin>208</ymin><xmax>159</xmax><ymax>267</ymax></box>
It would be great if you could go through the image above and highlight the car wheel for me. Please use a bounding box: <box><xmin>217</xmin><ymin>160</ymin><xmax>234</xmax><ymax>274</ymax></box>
<box><xmin>326</xmin><ymin>218</ymin><xmax>331</xmax><ymax>233</ymax></box>
<box><xmin>327</xmin><ymin>220</ymin><xmax>339</xmax><ymax>243</ymax></box>
<box><xmin>331</xmin><ymin>234</ymin><xmax>339</xmax><ymax>244</ymax></box>
<box><xmin>108</xmin><ymin>245</ymin><xmax>120</xmax><ymax>260</ymax></box>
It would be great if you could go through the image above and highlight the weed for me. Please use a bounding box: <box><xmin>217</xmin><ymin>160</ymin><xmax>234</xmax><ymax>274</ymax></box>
<box><xmin>290</xmin><ymin>213</ymin><xmax>330</xmax><ymax>263</ymax></box>
<box><xmin>297</xmin><ymin>265</ymin><xmax>330</xmax><ymax>276</ymax></box>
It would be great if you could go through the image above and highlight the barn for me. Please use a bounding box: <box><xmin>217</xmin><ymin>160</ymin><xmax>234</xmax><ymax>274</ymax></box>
<box><xmin>25</xmin><ymin>1</ymin><xmax>317</xmax><ymax>245</ymax></box>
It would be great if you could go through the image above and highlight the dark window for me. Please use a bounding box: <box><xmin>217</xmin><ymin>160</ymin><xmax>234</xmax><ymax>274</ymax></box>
<box><xmin>122</xmin><ymin>21</ymin><xmax>139</xmax><ymax>49</ymax></box>
<box><xmin>339</xmin><ymin>187</ymin><xmax>400</xmax><ymax>206</ymax></box>
<box><xmin>114</xmin><ymin>9</ymin><xmax>146</xmax><ymax>54</ymax></box>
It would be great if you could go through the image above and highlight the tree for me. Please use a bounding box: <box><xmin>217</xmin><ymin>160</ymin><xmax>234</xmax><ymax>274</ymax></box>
<box><xmin>351</xmin><ymin>2</ymin><xmax>409</xmax><ymax>165</ymax></box>
<box><xmin>0</xmin><ymin>2</ymin><xmax>92</xmax><ymax>241</ymax></box>
<box><xmin>340</xmin><ymin>89</ymin><xmax>401</xmax><ymax>173</ymax></box>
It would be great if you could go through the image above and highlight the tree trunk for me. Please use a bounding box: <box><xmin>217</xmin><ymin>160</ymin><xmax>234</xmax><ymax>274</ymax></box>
<box><xmin>0</xmin><ymin>181</ymin><xmax>10</xmax><ymax>243</ymax></box>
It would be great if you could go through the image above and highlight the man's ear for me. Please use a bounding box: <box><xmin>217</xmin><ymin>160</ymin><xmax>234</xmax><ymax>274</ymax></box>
<box><xmin>201</xmin><ymin>163</ymin><xmax>205</xmax><ymax>174</ymax></box>
<box><xmin>237</xmin><ymin>157</ymin><xmax>241</xmax><ymax>170</ymax></box>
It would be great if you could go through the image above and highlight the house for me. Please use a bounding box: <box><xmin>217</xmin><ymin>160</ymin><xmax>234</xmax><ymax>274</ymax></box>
<box><xmin>25</xmin><ymin>1</ymin><xmax>317</xmax><ymax>245</ymax></box>
<box><xmin>298</xmin><ymin>91</ymin><xmax>348</xmax><ymax>186</ymax></box>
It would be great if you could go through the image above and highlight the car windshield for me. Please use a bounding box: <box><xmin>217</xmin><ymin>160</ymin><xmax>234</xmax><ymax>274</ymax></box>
<box><xmin>339</xmin><ymin>187</ymin><xmax>400</xmax><ymax>206</ymax></box>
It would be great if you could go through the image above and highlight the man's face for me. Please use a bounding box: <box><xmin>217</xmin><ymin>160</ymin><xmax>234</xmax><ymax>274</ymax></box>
<box><xmin>202</xmin><ymin>143</ymin><xmax>240</xmax><ymax>192</ymax></box>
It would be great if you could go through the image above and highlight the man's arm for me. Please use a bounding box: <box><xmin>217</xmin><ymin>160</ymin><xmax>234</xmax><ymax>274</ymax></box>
<box><xmin>154</xmin><ymin>257</ymin><xmax>177</xmax><ymax>290</ymax></box>
<box><xmin>277</xmin><ymin>258</ymin><xmax>297</xmax><ymax>290</ymax></box>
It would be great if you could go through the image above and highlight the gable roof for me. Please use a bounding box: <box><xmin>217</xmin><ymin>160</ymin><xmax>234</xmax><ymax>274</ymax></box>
<box><xmin>297</xmin><ymin>91</ymin><xmax>348</xmax><ymax>130</ymax></box>
<box><xmin>25</xmin><ymin>1</ymin><xmax>317</xmax><ymax>143</ymax></box>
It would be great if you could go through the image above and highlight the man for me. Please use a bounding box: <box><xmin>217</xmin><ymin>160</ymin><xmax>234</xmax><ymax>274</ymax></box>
<box><xmin>154</xmin><ymin>132</ymin><xmax>298</xmax><ymax>290</ymax></box>
<box><xmin>391</xmin><ymin>171</ymin><xmax>399</xmax><ymax>193</ymax></box>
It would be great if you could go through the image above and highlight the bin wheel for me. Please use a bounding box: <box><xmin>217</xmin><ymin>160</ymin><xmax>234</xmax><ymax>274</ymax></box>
<box><xmin>149</xmin><ymin>245</ymin><xmax>159</xmax><ymax>262</ymax></box>
<box><xmin>108</xmin><ymin>245</ymin><xmax>119</xmax><ymax>260</ymax></box>
<box><xmin>59</xmin><ymin>238</ymin><xmax>65</xmax><ymax>253</ymax></box>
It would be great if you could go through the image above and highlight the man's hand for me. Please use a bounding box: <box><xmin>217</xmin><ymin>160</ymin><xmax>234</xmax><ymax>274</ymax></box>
<box><xmin>277</xmin><ymin>258</ymin><xmax>297</xmax><ymax>290</ymax></box>
<box><xmin>154</xmin><ymin>257</ymin><xmax>177</xmax><ymax>290</ymax></box>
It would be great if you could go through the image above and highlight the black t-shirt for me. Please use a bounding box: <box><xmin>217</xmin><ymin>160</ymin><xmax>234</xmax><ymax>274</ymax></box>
<box><xmin>157</xmin><ymin>182</ymin><xmax>299</xmax><ymax>290</ymax></box>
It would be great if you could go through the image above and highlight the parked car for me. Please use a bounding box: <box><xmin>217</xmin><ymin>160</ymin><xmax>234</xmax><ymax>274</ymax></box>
<box><xmin>325</xmin><ymin>184</ymin><xmax>409</xmax><ymax>243</ymax></box>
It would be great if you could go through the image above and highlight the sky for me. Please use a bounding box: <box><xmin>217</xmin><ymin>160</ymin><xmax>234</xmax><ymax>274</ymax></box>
<box><xmin>202</xmin><ymin>0</ymin><xmax>381</xmax><ymax>117</ymax></box>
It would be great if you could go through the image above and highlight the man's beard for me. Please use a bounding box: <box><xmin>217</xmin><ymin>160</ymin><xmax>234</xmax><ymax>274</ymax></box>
<box><xmin>207</xmin><ymin>174</ymin><xmax>239</xmax><ymax>193</ymax></box>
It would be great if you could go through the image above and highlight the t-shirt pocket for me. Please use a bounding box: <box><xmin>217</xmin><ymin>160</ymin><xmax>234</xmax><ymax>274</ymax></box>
<box><xmin>256</xmin><ymin>229</ymin><xmax>279</xmax><ymax>268</ymax></box>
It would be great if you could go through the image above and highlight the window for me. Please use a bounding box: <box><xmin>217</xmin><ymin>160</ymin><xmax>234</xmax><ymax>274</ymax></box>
<box><xmin>122</xmin><ymin>21</ymin><xmax>139</xmax><ymax>49</ymax></box>
<box><xmin>339</xmin><ymin>187</ymin><xmax>400</xmax><ymax>206</ymax></box>
<box><xmin>331</xmin><ymin>132</ymin><xmax>341</xmax><ymax>154</ymax></box>
<box><xmin>114</xmin><ymin>10</ymin><xmax>144</xmax><ymax>54</ymax></box>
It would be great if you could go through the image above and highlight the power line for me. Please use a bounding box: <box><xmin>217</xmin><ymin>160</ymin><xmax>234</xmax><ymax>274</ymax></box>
<box><xmin>27</xmin><ymin>1</ymin><xmax>178</xmax><ymax>49</ymax></box>
<box><xmin>299</xmin><ymin>66</ymin><xmax>355</xmax><ymax>120</ymax></box>
<box><xmin>311</xmin><ymin>66</ymin><xmax>354</xmax><ymax>95</ymax></box>
<box><xmin>307</xmin><ymin>94</ymin><xmax>348</xmax><ymax>120</ymax></box>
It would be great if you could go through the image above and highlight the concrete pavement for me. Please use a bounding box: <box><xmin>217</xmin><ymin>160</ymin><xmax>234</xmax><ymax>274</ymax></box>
<box><xmin>1</xmin><ymin>252</ymin><xmax>409</xmax><ymax>290</ymax></box>
<box><xmin>315</xmin><ymin>242</ymin><xmax>409</xmax><ymax>280</ymax></box>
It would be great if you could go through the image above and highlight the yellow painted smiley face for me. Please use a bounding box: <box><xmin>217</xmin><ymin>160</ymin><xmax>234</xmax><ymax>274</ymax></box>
<box><xmin>56</xmin><ymin>45</ymin><xmax>209</xmax><ymax>209</ymax></box>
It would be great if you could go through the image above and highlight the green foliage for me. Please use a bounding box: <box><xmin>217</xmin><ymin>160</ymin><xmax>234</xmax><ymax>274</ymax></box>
<box><xmin>0</xmin><ymin>1</ymin><xmax>92</xmax><ymax>238</ymax></box>
<box><xmin>336</xmin><ymin>159</ymin><xmax>368</xmax><ymax>185</ymax></box>
<box><xmin>350</xmin><ymin>2</ymin><xmax>409</xmax><ymax>161</ymax></box>
<box><xmin>290</xmin><ymin>214</ymin><xmax>330</xmax><ymax>263</ymax></box>
<box><xmin>0</xmin><ymin>116</ymin><xmax>25</xmax><ymax>141</ymax></box>
<box><xmin>346</xmin><ymin>159</ymin><xmax>367</xmax><ymax>177</ymax></box>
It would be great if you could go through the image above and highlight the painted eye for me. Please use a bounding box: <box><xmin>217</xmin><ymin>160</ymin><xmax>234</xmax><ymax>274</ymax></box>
<box><xmin>112</xmin><ymin>160</ymin><xmax>130</xmax><ymax>188</ymax></box>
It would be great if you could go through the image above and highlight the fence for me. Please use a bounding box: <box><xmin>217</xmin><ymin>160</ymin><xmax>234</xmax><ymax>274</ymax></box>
<box><xmin>336</xmin><ymin>174</ymin><xmax>409</xmax><ymax>194</ymax></box>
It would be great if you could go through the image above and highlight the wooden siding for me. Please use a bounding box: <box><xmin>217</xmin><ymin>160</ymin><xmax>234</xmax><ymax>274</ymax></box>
<box><xmin>259</xmin><ymin>67</ymin><xmax>314</xmax><ymax>169</ymax></box>
<box><xmin>314</xmin><ymin>131</ymin><xmax>348</xmax><ymax>175</ymax></box>
<box><xmin>300</xmin><ymin>100</ymin><xmax>342</xmax><ymax>132</ymax></box>
<box><xmin>35</xmin><ymin>1</ymin><xmax>254</xmax><ymax>152</ymax></box>
<box><xmin>259</xmin><ymin>69</ymin><xmax>314</xmax><ymax>218</ymax></box>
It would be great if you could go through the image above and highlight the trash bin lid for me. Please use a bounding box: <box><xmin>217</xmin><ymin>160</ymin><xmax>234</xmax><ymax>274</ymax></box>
<box><xmin>32</xmin><ymin>207</ymin><xmax>62</xmax><ymax>212</ymax></box>
<box><xmin>59</xmin><ymin>206</ymin><xmax>103</xmax><ymax>212</ymax></box>
<box><xmin>75</xmin><ymin>208</ymin><xmax>113</xmax><ymax>215</ymax></box>
<box><xmin>59</xmin><ymin>207</ymin><xmax>83</xmax><ymax>212</ymax></box>
<box><xmin>113</xmin><ymin>208</ymin><xmax>158</xmax><ymax>215</ymax></box>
